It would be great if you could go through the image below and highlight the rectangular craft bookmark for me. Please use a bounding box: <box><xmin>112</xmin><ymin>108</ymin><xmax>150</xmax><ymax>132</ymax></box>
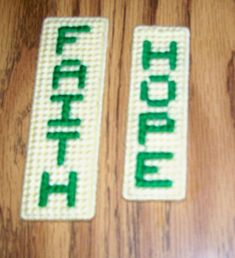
<box><xmin>21</xmin><ymin>17</ymin><xmax>108</xmax><ymax>220</ymax></box>
<box><xmin>123</xmin><ymin>26</ymin><xmax>190</xmax><ymax>200</ymax></box>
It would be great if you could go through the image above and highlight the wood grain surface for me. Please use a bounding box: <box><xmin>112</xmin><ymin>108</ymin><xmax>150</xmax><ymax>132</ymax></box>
<box><xmin>1</xmin><ymin>0</ymin><xmax>235</xmax><ymax>257</ymax></box>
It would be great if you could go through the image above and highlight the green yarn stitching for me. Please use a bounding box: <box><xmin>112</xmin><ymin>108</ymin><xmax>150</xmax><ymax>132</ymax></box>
<box><xmin>56</xmin><ymin>25</ymin><xmax>91</xmax><ymax>55</ymax></box>
<box><xmin>53</xmin><ymin>60</ymin><xmax>87</xmax><ymax>90</ymax></box>
<box><xmin>135</xmin><ymin>152</ymin><xmax>173</xmax><ymax>187</ymax></box>
<box><xmin>48</xmin><ymin>94</ymin><xmax>83</xmax><ymax>127</ymax></box>
<box><xmin>142</xmin><ymin>40</ymin><xmax>177</xmax><ymax>70</ymax></box>
<box><xmin>47</xmin><ymin>132</ymin><xmax>80</xmax><ymax>166</ymax></box>
<box><xmin>138</xmin><ymin>112</ymin><xmax>175</xmax><ymax>145</ymax></box>
<box><xmin>39</xmin><ymin>171</ymin><xmax>77</xmax><ymax>207</ymax></box>
<box><xmin>140</xmin><ymin>75</ymin><xmax>176</xmax><ymax>107</ymax></box>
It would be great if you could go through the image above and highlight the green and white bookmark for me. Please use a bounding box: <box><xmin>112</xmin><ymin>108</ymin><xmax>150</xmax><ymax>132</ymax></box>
<box><xmin>21</xmin><ymin>17</ymin><xmax>108</xmax><ymax>220</ymax></box>
<box><xmin>123</xmin><ymin>26</ymin><xmax>190</xmax><ymax>200</ymax></box>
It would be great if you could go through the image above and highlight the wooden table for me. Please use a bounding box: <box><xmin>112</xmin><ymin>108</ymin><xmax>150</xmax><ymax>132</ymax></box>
<box><xmin>1</xmin><ymin>0</ymin><xmax>235</xmax><ymax>257</ymax></box>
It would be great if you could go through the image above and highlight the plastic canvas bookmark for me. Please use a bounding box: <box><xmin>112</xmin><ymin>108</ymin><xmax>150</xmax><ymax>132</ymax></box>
<box><xmin>123</xmin><ymin>26</ymin><xmax>190</xmax><ymax>200</ymax></box>
<box><xmin>21</xmin><ymin>17</ymin><xmax>108</xmax><ymax>220</ymax></box>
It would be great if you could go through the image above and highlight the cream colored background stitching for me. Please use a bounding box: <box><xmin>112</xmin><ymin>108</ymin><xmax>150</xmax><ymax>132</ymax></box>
<box><xmin>21</xmin><ymin>17</ymin><xmax>108</xmax><ymax>220</ymax></box>
<box><xmin>123</xmin><ymin>26</ymin><xmax>190</xmax><ymax>200</ymax></box>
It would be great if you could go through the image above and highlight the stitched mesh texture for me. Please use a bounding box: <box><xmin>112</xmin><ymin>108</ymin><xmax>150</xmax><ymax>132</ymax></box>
<box><xmin>123</xmin><ymin>26</ymin><xmax>190</xmax><ymax>200</ymax></box>
<box><xmin>21</xmin><ymin>17</ymin><xmax>108</xmax><ymax>220</ymax></box>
